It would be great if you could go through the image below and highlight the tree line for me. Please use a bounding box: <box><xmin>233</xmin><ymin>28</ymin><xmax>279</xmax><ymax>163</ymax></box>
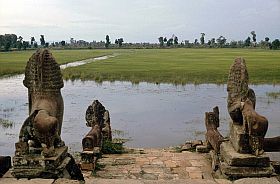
<box><xmin>0</xmin><ymin>32</ymin><xmax>279</xmax><ymax>51</ymax></box>
<box><xmin>158</xmin><ymin>31</ymin><xmax>280</xmax><ymax>50</ymax></box>
<box><xmin>0</xmin><ymin>34</ymin><xmax>127</xmax><ymax>51</ymax></box>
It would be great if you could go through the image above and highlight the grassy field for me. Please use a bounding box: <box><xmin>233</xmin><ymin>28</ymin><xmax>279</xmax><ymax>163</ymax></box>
<box><xmin>62</xmin><ymin>48</ymin><xmax>280</xmax><ymax>84</ymax></box>
<box><xmin>1</xmin><ymin>48</ymin><xmax>280</xmax><ymax>84</ymax></box>
<box><xmin>0</xmin><ymin>49</ymin><xmax>114</xmax><ymax>77</ymax></box>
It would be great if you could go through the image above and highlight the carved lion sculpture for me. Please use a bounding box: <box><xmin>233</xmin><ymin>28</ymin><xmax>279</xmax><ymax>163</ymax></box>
<box><xmin>227</xmin><ymin>58</ymin><xmax>268</xmax><ymax>155</ymax></box>
<box><xmin>18</xmin><ymin>49</ymin><xmax>64</xmax><ymax>157</ymax></box>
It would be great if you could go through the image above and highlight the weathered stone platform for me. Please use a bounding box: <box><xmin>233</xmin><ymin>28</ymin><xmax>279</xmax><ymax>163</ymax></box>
<box><xmin>12</xmin><ymin>146</ymin><xmax>83</xmax><ymax>180</ymax></box>
<box><xmin>93</xmin><ymin>148</ymin><xmax>213</xmax><ymax>180</ymax></box>
<box><xmin>220</xmin><ymin>141</ymin><xmax>270</xmax><ymax>167</ymax></box>
<box><xmin>220</xmin><ymin>161</ymin><xmax>275</xmax><ymax>179</ymax></box>
<box><xmin>219</xmin><ymin>142</ymin><xmax>274</xmax><ymax>179</ymax></box>
<box><xmin>80</xmin><ymin>147</ymin><xmax>101</xmax><ymax>171</ymax></box>
<box><xmin>1</xmin><ymin>147</ymin><xmax>280</xmax><ymax>183</ymax></box>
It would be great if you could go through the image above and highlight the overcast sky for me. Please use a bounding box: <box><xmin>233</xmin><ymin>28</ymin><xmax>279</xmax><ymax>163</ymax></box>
<box><xmin>0</xmin><ymin>0</ymin><xmax>279</xmax><ymax>43</ymax></box>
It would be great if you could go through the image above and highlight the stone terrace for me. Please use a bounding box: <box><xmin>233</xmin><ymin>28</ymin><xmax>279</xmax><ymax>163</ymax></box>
<box><xmin>92</xmin><ymin>148</ymin><xmax>213</xmax><ymax>180</ymax></box>
<box><xmin>1</xmin><ymin>148</ymin><xmax>279</xmax><ymax>183</ymax></box>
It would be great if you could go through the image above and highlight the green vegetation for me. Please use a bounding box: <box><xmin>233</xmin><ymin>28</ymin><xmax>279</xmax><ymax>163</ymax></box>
<box><xmin>0</xmin><ymin>49</ymin><xmax>113</xmax><ymax>77</ymax></box>
<box><xmin>102</xmin><ymin>140</ymin><xmax>124</xmax><ymax>154</ymax></box>
<box><xmin>266</xmin><ymin>91</ymin><xmax>280</xmax><ymax>99</ymax></box>
<box><xmin>62</xmin><ymin>48</ymin><xmax>280</xmax><ymax>84</ymax></box>
<box><xmin>0</xmin><ymin>118</ymin><xmax>14</xmax><ymax>128</ymax></box>
<box><xmin>1</xmin><ymin>48</ymin><xmax>280</xmax><ymax>84</ymax></box>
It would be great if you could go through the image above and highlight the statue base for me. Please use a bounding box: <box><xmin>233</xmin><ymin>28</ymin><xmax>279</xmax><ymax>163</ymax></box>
<box><xmin>229</xmin><ymin>121</ymin><xmax>251</xmax><ymax>153</ymax></box>
<box><xmin>80</xmin><ymin>147</ymin><xmax>101</xmax><ymax>171</ymax></box>
<box><xmin>12</xmin><ymin>146</ymin><xmax>84</xmax><ymax>180</ymax></box>
<box><xmin>218</xmin><ymin>141</ymin><xmax>274</xmax><ymax>179</ymax></box>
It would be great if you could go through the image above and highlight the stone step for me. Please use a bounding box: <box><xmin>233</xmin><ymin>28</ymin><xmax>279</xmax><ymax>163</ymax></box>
<box><xmin>220</xmin><ymin>161</ymin><xmax>274</xmax><ymax>179</ymax></box>
<box><xmin>220</xmin><ymin>141</ymin><xmax>270</xmax><ymax>167</ymax></box>
<box><xmin>1</xmin><ymin>177</ymin><xmax>279</xmax><ymax>184</ymax></box>
<box><xmin>85</xmin><ymin>178</ymin><xmax>218</xmax><ymax>184</ymax></box>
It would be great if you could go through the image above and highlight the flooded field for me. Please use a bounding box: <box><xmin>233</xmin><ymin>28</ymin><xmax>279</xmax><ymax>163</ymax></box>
<box><xmin>1</xmin><ymin>73</ymin><xmax>279</xmax><ymax>156</ymax></box>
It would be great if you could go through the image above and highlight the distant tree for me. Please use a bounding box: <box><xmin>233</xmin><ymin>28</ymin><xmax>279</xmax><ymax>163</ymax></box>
<box><xmin>61</xmin><ymin>40</ymin><xmax>66</xmax><ymax>46</ymax></box>
<box><xmin>22</xmin><ymin>41</ymin><xmax>29</xmax><ymax>50</ymax></box>
<box><xmin>70</xmin><ymin>38</ymin><xmax>75</xmax><ymax>45</ymax></box>
<box><xmin>163</xmin><ymin>37</ymin><xmax>167</xmax><ymax>45</ymax></box>
<box><xmin>244</xmin><ymin>36</ymin><xmax>251</xmax><ymax>47</ymax></box>
<box><xmin>210</xmin><ymin>38</ymin><xmax>215</xmax><ymax>47</ymax></box>
<box><xmin>40</xmin><ymin>35</ymin><xmax>45</xmax><ymax>46</ymax></box>
<box><xmin>251</xmin><ymin>31</ymin><xmax>256</xmax><ymax>42</ymax></box>
<box><xmin>105</xmin><ymin>35</ymin><xmax>110</xmax><ymax>48</ymax></box>
<box><xmin>45</xmin><ymin>42</ymin><xmax>49</xmax><ymax>48</ymax></box>
<box><xmin>167</xmin><ymin>38</ymin><xmax>173</xmax><ymax>46</ymax></box>
<box><xmin>216</xmin><ymin>36</ymin><xmax>226</xmax><ymax>47</ymax></box>
<box><xmin>17</xmin><ymin>36</ymin><xmax>23</xmax><ymax>50</ymax></box>
<box><xmin>250</xmin><ymin>31</ymin><xmax>256</xmax><ymax>47</ymax></box>
<box><xmin>4</xmin><ymin>35</ymin><xmax>12</xmax><ymax>51</ymax></box>
<box><xmin>18</xmin><ymin>36</ymin><xmax>23</xmax><ymax>42</ymax></box>
<box><xmin>262</xmin><ymin>37</ymin><xmax>270</xmax><ymax>49</ymax></box>
<box><xmin>117</xmin><ymin>38</ymin><xmax>123</xmax><ymax>47</ymax></box>
<box><xmin>11</xmin><ymin>34</ymin><xmax>18</xmax><ymax>48</ymax></box>
<box><xmin>30</xmin><ymin>37</ymin><xmax>35</xmax><ymax>47</ymax></box>
<box><xmin>174</xmin><ymin>36</ymin><xmax>178</xmax><ymax>45</ymax></box>
<box><xmin>271</xmin><ymin>39</ymin><xmax>280</xmax><ymax>50</ymax></box>
<box><xmin>158</xmin><ymin>37</ymin><xmax>164</xmax><ymax>47</ymax></box>
<box><xmin>34</xmin><ymin>42</ymin><xmax>38</xmax><ymax>48</ymax></box>
<box><xmin>4</xmin><ymin>41</ymin><xmax>11</xmax><ymax>51</ymax></box>
<box><xmin>200</xmin><ymin>33</ymin><xmax>205</xmax><ymax>45</ymax></box>
<box><xmin>115</xmin><ymin>39</ymin><xmax>118</xmax><ymax>45</ymax></box>
<box><xmin>5</xmin><ymin>34</ymin><xmax>17</xmax><ymax>48</ymax></box>
<box><xmin>0</xmin><ymin>35</ymin><xmax>4</xmax><ymax>48</ymax></box>
<box><xmin>237</xmin><ymin>40</ymin><xmax>244</xmax><ymax>48</ymax></box>
<box><xmin>230</xmin><ymin>41</ymin><xmax>237</xmax><ymax>48</ymax></box>
<box><xmin>265</xmin><ymin>37</ymin><xmax>269</xmax><ymax>42</ymax></box>
<box><xmin>0</xmin><ymin>34</ymin><xmax>17</xmax><ymax>51</ymax></box>
<box><xmin>194</xmin><ymin>39</ymin><xmax>198</xmax><ymax>45</ymax></box>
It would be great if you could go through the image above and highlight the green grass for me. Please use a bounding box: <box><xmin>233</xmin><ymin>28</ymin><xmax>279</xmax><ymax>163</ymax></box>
<box><xmin>0</xmin><ymin>49</ymin><xmax>114</xmax><ymax>77</ymax></box>
<box><xmin>62</xmin><ymin>48</ymin><xmax>280</xmax><ymax>84</ymax></box>
<box><xmin>266</xmin><ymin>91</ymin><xmax>280</xmax><ymax>99</ymax></box>
<box><xmin>0</xmin><ymin>118</ymin><xmax>14</xmax><ymax>128</ymax></box>
<box><xmin>1</xmin><ymin>48</ymin><xmax>280</xmax><ymax>84</ymax></box>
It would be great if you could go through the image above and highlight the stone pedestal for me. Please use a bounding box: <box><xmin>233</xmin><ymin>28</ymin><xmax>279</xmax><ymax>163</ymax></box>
<box><xmin>12</xmin><ymin>146</ymin><xmax>83</xmax><ymax>180</ymax></box>
<box><xmin>229</xmin><ymin>121</ymin><xmax>250</xmax><ymax>153</ymax></box>
<box><xmin>80</xmin><ymin>147</ymin><xmax>100</xmax><ymax>171</ymax></box>
<box><xmin>219</xmin><ymin>142</ymin><xmax>274</xmax><ymax>179</ymax></box>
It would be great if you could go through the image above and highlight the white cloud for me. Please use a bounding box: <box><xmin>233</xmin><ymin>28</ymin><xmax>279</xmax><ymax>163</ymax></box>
<box><xmin>0</xmin><ymin>0</ymin><xmax>279</xmax><ymax>43</ymax></box>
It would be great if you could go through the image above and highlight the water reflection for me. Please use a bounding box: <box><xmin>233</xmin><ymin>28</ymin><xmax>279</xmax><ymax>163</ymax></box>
<box><xmin>60</xmin><ymin>55</ymin><xmax>114</xmax><ymax>69</ymax></box>
<box><xmin>0</xmin><ymin>75</ymin><xmax>280</xmax><ymax>156</ymax></box>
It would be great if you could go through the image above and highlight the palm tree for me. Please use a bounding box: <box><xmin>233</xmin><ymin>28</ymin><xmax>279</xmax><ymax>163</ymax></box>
<box><xmin>30</xmin><ymin>37</ymin><xmax>35</xmax><ymax>47</ymax></box>
<box><xmin>200</xmin><ymin>33</ymin><xmax>205</xmax><ymax>45</ymax></box>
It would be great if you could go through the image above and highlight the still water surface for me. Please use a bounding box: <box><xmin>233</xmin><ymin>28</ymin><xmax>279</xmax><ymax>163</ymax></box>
<box><xmin>1</xmin><ymin>74</ymin><xmax>279</xmax><ymax>156</ymax></box>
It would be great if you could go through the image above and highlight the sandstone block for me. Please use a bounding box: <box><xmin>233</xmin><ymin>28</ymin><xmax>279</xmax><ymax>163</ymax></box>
<box><xmin>220</xmin><ymin>142</ymin><xmax>270</xmax><ymax>167</ymax></box>
<box><xmin>229</xmin><ymin>121</ymin><xmax>250</xmax><ymax>153</ymax></box>
<box><xmin>220</xmin><ymin>161</ymin><xmax>274</xmax><ymax>179</ymax></box>
<box><xmin>196</xmin><ymin>145</ymin><xmax>210</xmax><ymax>153</ymax></box>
